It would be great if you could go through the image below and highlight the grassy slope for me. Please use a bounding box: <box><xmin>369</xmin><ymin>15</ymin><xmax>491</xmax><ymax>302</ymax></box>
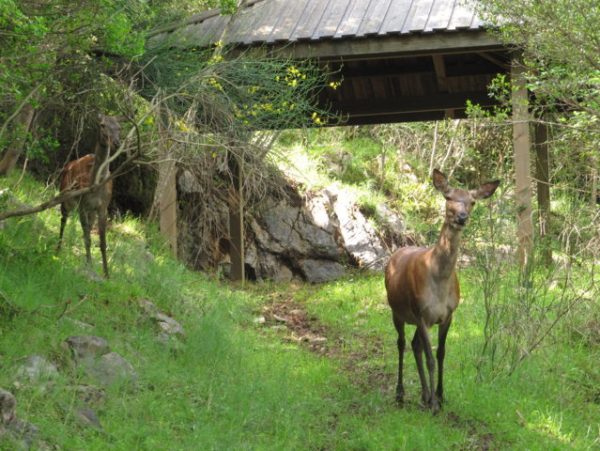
<box><xmin>1</xmin><ymin>172</ymin><xmax>598</xmax><ymax>450</ymax></box>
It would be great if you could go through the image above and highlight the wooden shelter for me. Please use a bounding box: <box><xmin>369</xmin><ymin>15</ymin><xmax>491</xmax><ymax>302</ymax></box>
<box><xmin>151</xmin><ymin>0</ymin><xmax>544</xmax><ymax>280</ymax></box>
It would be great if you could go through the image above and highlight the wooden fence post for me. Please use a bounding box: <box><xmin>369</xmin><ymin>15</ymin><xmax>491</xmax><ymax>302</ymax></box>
<box><xmin>512</xmin><ymin>60</ymin><xmax>534</xmax><ymax>268</ymax></box>
<box><xmin>228</xmin><ymin>153</ymin><xmax>245</xmax><ymax>283</ymax></box>
<box><xmin>156</xmin><ymin>111</ymin><xmax>178</xmax><ymax>256</ymax></box>
<box><xmin>534</xmin><ymin>120</ymin><xmax>552</xmax><ymax>265</ymax></box>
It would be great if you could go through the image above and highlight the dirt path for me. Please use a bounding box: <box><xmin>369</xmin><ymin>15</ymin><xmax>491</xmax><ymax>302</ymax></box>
<box><xmin>254</xmin><ymin>294</ymin><xmax>496</xmax><ymax>450</ymax></box>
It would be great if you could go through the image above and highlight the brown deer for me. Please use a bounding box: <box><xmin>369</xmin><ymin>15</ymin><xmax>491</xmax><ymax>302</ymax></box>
<box><xmin>385</xmin><ymin>169</ymin><xmax>499</xmax><ymax>413</ymax></box>
<box><xmin>57</xmin><ymin>114</ymin><xmax>121</xmax><ymax>278</ymax></box>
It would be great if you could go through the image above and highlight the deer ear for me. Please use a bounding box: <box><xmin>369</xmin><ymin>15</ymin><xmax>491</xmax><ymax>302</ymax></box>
<box><xmin>472</xmin><ymin>180</ymin><xmax>500</xmax><ymax>199</ymax></box>
<box><xmin>432</xmin><ymin>169</ymin><xmax>450</xmax><ymax>195</ymax></box>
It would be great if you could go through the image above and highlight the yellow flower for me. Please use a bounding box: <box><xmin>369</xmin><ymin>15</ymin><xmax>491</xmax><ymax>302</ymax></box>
<box><xmin>175</xmin><ymin>119</ymin><xmax>189</xmax><ymax>132</ymax></box>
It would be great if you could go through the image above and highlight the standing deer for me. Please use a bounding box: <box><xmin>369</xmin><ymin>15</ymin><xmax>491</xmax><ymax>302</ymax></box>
<box><xmin>385</xmin><ymin>169</ymin><xmax>499</xmax><ymax>413</ymax></box>
<box><xmin>57</xmin><ymin>114</ymin><xmax>121</xmax><ymax>278</ymax></box>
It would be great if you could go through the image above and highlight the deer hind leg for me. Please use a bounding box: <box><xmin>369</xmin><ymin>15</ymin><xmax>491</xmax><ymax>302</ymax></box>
<box><xmin>98</xmin><ymin>209</ymin><xmax>109</xmax><ymax>278</ymax></box>
<box><xmin>416</xmin><ymin>321</ymin><xmax>440</xmax><ymax>414</ymax></box>
<box><xmin>392</xmin><ymin>315</ymin><xmax>406</xmax><ymax>404</ymax></box>
<box><xmin>57</xmin><ymin>204</ymin><xmax>68</xmax><ymax>251</ymax></box>
<box><xmin>79</xmin><ymin>209</ymin><xmax>94</xmax><ymax>266</ymax></box>
<box><xmin>411</xmin><ymin>328</ymin><xmax>430</xmax><ymax>407</ymax></box>
<box><xmin>436</xmin><ymin>316</ymin><xmax>452</xmax><ymax>404</ymax></box>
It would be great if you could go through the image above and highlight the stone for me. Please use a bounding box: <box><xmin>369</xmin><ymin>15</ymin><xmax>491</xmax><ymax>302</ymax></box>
<box><xmin>299</xmin><ymin>259</ymin><xmax>345</xmax><ymax>283</ymax></box>
<box><xmin>139</xmin><ymin>299</ymin><xmax>186</xmax><ymax>338</ymax></box>
<box><xmin>0</xmin><ymin>388</ymin><xmax>43</xmax><ymax>450</ymax></box>
<box><xmin>375</xmin><ymin>203</ymin><xmax>406</xmax><ymax>238</ymax></box>
<box><xmin>74</xmin><ymin>406</ymin><xmax>103</xmax><ymax>430</ymax></box>
<box><xmin>63</xmin><ymin>317</ymin><xmax>94</xmax><ymax>330</ymax></box>
<box><xmin>75</xmin><ymin>385</ymin><xmax>106</xmax><ymax>405</ymax></box>
<box><xmin>327</xmin><ymin>186</ymin><xmax>388</xmax><ymax>270</ymax></box>
<box><xmin>15</xmin><ymin>355</ymin><xmax>59</xmax><ymax>383</ymax></box>
<box><xmin>85</xmin><ymin>352</ymin><xmax>138</xmax><ymax>387</ymax></box>
<box><xmin>155</xmin><ymin>313</ymin><xmax>185</xmax><ymax>337</ymax></box>
<box><xmin>138</xmin><ymin>298</ymin><xmax>159</xmax><ymax>316</ymax></box>
<box><xmin>64</xmin><ymin>336</ymin><xmax>110</xmax><ymax>362</ymax></box>
<box><xmin>0</xmin><ymin>388</ymin><xmax>16</xmax><ymax>425</ymax></box>
<box><xmin>178</xmin><ymin>169</ymin><xmax>202</xmax><ymax>193</ymax></box>
<box><xmin>259</xmin><ymin>203</ymin><xmax>340</xmax><ymax>259</ymax></box>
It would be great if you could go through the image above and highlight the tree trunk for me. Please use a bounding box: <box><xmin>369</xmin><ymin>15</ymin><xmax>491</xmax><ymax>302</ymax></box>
<box><xmin>0</xmin><ymin>104</ymin><xmax>35</xmax><ymax>176</ymax></box>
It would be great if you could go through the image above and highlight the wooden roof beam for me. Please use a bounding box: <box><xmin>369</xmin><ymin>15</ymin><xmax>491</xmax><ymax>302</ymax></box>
<box><xmin>329</xmin><ymin>91</ymin><xmax>495</xmax><ymax>117</ymax></box>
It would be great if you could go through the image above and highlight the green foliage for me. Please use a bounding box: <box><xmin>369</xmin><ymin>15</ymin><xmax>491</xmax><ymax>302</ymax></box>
<box><xmin>2</xmin><ymin>139</ymin><xmax>600</xmax><ymax>449</ymax></box>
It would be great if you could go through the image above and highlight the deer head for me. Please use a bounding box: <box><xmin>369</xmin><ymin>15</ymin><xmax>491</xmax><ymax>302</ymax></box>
<box><xmin>98</xmin><ymin>114</ymin><xmax>121</xmax><ymax>150</ymax></box>
<box><xmin>432</xmin><ymin>169</ymin><xmax>500</xmax><ymax>230</ymax></box>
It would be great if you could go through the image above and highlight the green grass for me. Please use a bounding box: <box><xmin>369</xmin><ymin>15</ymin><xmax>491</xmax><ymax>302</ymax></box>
<box><xmin>1</xmin><ymin>172</ymin><xmax>599</xmax><ymax>450</ymax></box>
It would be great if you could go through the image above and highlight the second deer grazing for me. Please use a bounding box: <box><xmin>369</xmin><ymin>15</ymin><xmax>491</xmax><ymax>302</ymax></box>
<box><xmin>57</xmin><ymin>114</ymin><xmax>121</xmax><ymax>278</ymax></box>
<box><xmin>385</xmin><ymin>169</ymin><xmax>499</xmax><ymax>413</ymax></box>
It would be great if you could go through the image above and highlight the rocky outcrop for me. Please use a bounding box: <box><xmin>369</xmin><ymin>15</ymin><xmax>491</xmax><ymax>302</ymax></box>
<box><xmin>244</xmin><ymin>185</ymin><xmax>404</xmax><ymax>282</ymax></box>
<box><xmin>177</xmin><ymin>170</ymin><xmax>407</xmax><ymax>283</ymax></box>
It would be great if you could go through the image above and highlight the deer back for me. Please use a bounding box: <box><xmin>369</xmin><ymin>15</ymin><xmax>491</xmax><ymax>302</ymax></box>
<box><xmin>60</xmin><ymin>154</ymin><xmax>95</xmax><ymax>192</ymax></box>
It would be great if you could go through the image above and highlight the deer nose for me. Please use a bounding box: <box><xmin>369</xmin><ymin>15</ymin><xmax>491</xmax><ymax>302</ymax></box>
<box><xmin>456</xmin><ymin>212</ymin><xmax>468</xmax><ymax>225</ymax></box>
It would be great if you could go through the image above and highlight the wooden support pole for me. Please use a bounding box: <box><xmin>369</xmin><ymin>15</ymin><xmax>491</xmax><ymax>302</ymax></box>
<box><xmin>157</xmin><ymin>157</ymin><xmax>178</xmax><ymax>257</ymax></box>
<box><xmin>534</xmin><ymin>120</ymin><xmax>552</xmax><ymax>265</ymax></box>
<box><xmin>228</xmin><ymin>154</ymin><xmax>245</xmax><ymax>283</ymax></box>
<box><xmin>156</xmin><ymin>110</ymin><xmax>178</xmax><ymax>256</ymax></box>
<box><xmin>511</xmin><ymin>61</ymin><xmax>533</xmax><ymax>267</ymax></box>
<box><xmin>590</xmin><ymin>156</ymin><xmax>598</xmax><ymax>209</ymax></box>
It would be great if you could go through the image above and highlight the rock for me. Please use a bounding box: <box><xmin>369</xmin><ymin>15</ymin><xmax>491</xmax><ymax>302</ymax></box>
<box><xmin>259</xmin><ymin>202</ymin><xmax>340</xmax><ymax>259</ymax></box>
<box><xmin>138</xmin><ymin>299</ymin><xmax>159</xmax><ymax>316</ymax></box>
<box><xmin>327</xmin><ymin>186</ymin><xmax>388</xmax><ymax>270</ymax></box>
<box><xmin>155</xmin><ymin>313</ymin><xmax>185</xmax><ymax>337</ymax></box>
<box><xmin>0</xmin><ymin>388</ymin><xmax>44</xmax><ymax>450</ymax></box>
<box><xmin>63</xmin><ymin>317</ymin><xmax>94</xmax><ymax>330</ymax></box>
<box><xmin>75</xmin><ymin>385</ymin><xmax>106</xmax><ymax>405</ymax></box>
<box><xmin>64</xmin><ymin>336</ymin><xmax>110</xmax><ymax>362</ymax></box>
<box><xmin>299</xmin><ymin>259</ymin><xmax>345</xmax><ymax>283</ymax></box>
<box><xmin>15</xmin><ymin>355</ymin><xmax>59</xmax><ymax>383</ymax></box>
<box><xmin>139</xmin><ymin>299</ymin><xmax>186</xmax><ymax>338</ymax></box>
<box><xmin>178</xmin><ymin>169</ymin><xmax>202</xmax><ymax>193</ymax></box>
<box><xmin>6</xmin><ymin>417</ymin><xmax>40</xmax><ymax>449</ymax></box>
<box><xmin>0</xmin><ymin>388</ymin><xmax>16</xmax><ymax>425</ymax></box>
<box><xmin>253</xmin><ymin>316</ymin><xmax>266</xmax><ymax>325</ymax></box>
<box><xmin>74</xmin><ymin>406</ymin><xmax>103</xmax><ymax>430</ymax></box>
<box><xmin>251</xmin><ymin>249</ymin><xmax>295</xmax><ymax>282</ymax></box>
<box><xmin>85</xmin><ymin>352</ymin><xmax>138</xmax><ymax>387</ymax></box>
<box><xmin>375</xmin><ymin>203</ymin><xmax>405</xmax><ymax>238</ymax></box>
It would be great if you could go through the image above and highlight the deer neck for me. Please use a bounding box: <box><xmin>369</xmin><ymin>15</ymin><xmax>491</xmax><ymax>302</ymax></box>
<box><xmin>431</xmin><ymin>222</ymin><xmax>462</xmax><ymax>279</ymax></box>
<box><xmin>91</xmin><ymin>141</ymin><xmax>110</xmax><ymax>183</ymax></box>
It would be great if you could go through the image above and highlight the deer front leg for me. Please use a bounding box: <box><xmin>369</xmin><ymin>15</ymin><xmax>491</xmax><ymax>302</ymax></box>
<box><xmin>436</xmin><ymin>316</ymin><xmax>452</xmax><ymax>404</ymax></box>
<box><xmin>79</xmin><ymin>210</ymin><xmax>93</xmax><ymax>266</ymax></box>
<box><xmin>57</xmin><ymin>204</ymin><xmax>68</xmax><ymax>252</ymax></box>
<box><xmin>411</xmin><ymin>329</ymin><xmax>430</xmax><ymax>407</ymax></box>
<box><xmin>417</xmin><ymin>321</ymin><xmax>439</xmax><ymax>414</ymax></box>
<box><xmin>98</xmin><ymin>210</ymin><xmax>109</xmax><ymax>278</ymax></box>
<box><xmin>392</xmin><ymin>315</ymin><xmax>405</xmax><ymax>404</ymax></box>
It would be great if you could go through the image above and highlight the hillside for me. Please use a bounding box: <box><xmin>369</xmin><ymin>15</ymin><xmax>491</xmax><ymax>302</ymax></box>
<box><xmin>1</xmin><ymin>165</ymin><xmax>599</xmax><ymax>449</ymax></box>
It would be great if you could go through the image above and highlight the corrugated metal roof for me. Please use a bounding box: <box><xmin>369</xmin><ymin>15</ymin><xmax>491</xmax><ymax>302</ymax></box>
<box><xmin>152</xmin><ymin>0</ymin><xmax>487</xmax><ymax>47</ymax></box>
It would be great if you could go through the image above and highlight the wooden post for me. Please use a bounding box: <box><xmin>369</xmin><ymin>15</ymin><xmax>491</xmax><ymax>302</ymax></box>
<box><xmin>590</xmin><ymin>156</ymin><xmax>598</xmax><ymax>209</ymax></box>
<box><xmin>158</xmin><ymin>158</ymin><xmax>178</xmax><ymax>256</ymax></box>
<box><xmin>534</xmin><ymin>120</ymin><xmax>552</xmax><ymax>265</ymax></box>
<box><xmin>228</xmin><ymin>153</ymin><xmax>245</xmax><ymax>283</ymax></box>
<box><xmin>156</xmin><ymin>111</ymin><xmax>178</xmax><ymax>256</ymax></box>
<box><xmin>511</xmin><ymin>61</ymin><xmax>533</xmax><ymax>267</ymax></box>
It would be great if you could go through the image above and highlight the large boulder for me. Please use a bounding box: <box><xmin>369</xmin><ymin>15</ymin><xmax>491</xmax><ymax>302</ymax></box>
<box><xmin>241</xmin><ymin>184</ymin><xmax>407</xmax><ymax>282</ymax></box>
<box><xmin>15</xmin><ymin>355</ymin><xmax>59</xmax><ymax>384</ymax></box>
<box><xmin>327</xmin><ymin>186</ymin><xmax>389</xmax><ymax>271</ymax></box>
